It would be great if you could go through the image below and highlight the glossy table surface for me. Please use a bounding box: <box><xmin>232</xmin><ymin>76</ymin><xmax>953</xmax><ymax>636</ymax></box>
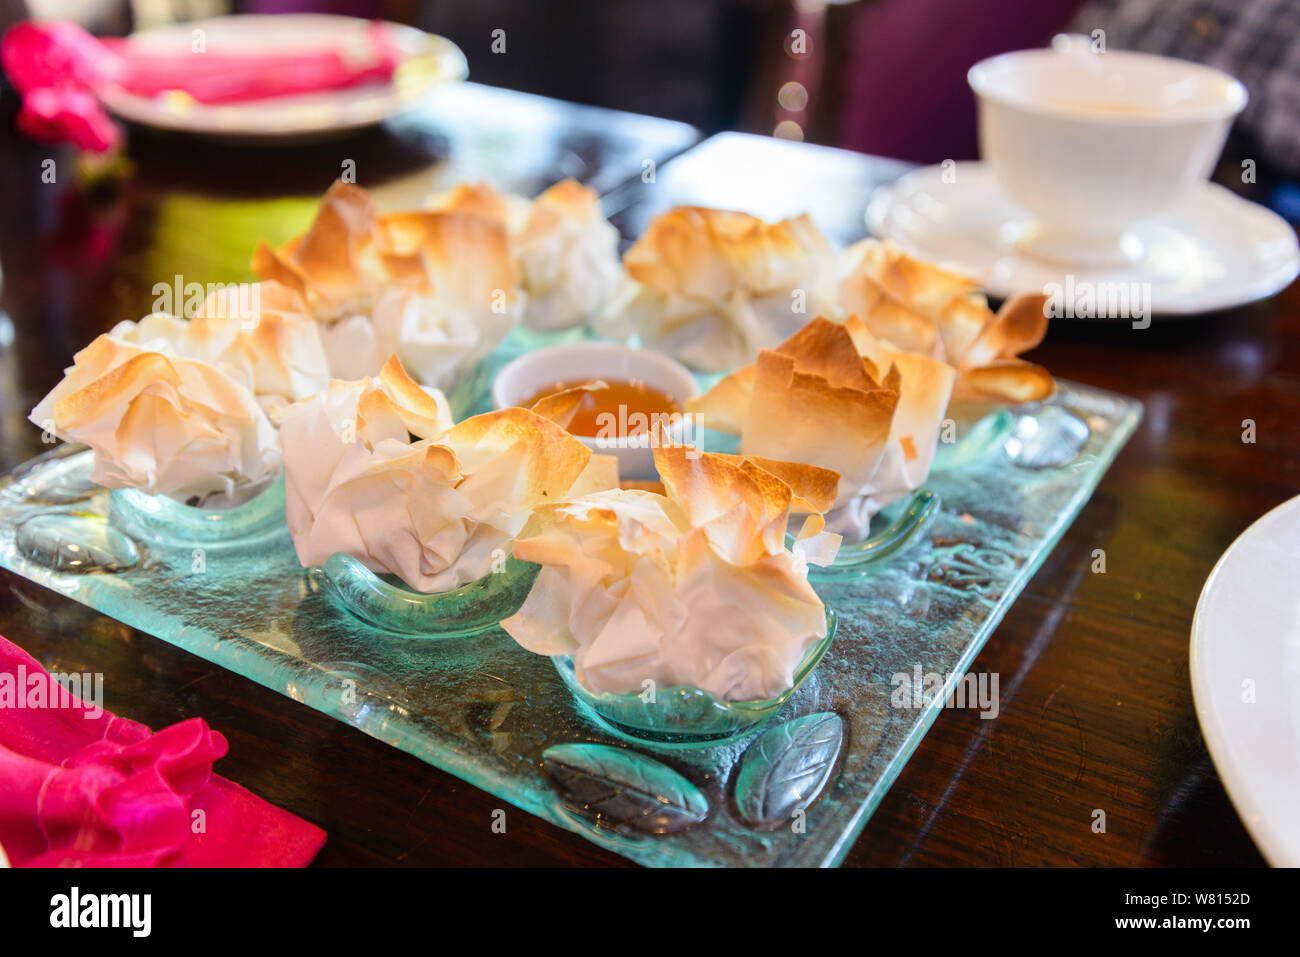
<box><xmin>0</xmin><ymin>81</ymin><xmax>1285</xmax><ymax>866</ymax></box>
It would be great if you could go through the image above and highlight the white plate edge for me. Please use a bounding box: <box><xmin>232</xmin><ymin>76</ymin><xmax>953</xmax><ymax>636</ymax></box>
<box><xmin>1189</xmin><ymin>494</ymin><xmax>1300</xmax><ymax>867</ymax></box>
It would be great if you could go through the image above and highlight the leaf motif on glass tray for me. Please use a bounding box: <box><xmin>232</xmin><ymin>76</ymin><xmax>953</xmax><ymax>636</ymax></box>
<box><xmin>553</xmin><ymin>806</ymin><xmax>650</xmax><ymax>852</ymax></box>
<box><xmin>541</xmin><ymin>743</ymin><xmax>709</xmax><ymax>834</ymax></box>
<box><xmin>7</xmin><ymin>446</ymin><xmax>98</xmax><ymax>506</ymax></box>
<box><xmin>315</xmin><ymin>659</ymin><xmax>411</xmax><ymax>732</ymax></box>
<box><xmin>926</xmin><ymin>542</ymin><xmax>1019</xmax><ymax>595</ymax></box>
<box><xmin>734</xmin><ymin>712</ymin><xmax>843</xmax><ymax>827</ymax></box>
<box><xmin>14</xmin><ymin>512</ymin><xmax>139</xmax><ymax>574</ymax></box>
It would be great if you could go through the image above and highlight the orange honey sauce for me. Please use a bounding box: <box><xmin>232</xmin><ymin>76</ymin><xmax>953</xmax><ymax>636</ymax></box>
<box><xmin>521</xmin><ymin>378</ymin><xmax>683</xmax><ymax>438</ymax></box>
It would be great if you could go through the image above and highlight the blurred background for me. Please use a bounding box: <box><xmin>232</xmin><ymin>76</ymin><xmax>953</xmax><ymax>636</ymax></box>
<box><xmin>6</xmin><ymin>0</ymin><xmax>1299</xmax><ymax>183</ymax></box>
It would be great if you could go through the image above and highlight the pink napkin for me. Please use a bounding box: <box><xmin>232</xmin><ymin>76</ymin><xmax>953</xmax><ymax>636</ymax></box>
<box><xmin>0</xmin><ymin>19</ymin><xmax>403</xmax><ymax>151</ymax></box>
<box><xmin>0</xmin><ymin>634</ymin><xmax>326</xmax><ymax>867</ymax></box>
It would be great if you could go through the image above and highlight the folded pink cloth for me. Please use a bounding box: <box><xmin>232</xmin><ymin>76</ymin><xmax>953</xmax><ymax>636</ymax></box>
<box><xmin>0</xmin><ymin>634</ymin><xmax>326</xmax><ymax>867</ymax></box>
<box><xmin>0</xmin><ymin>19</ymin><xmax>403</xmax><ymax>151</ymax></box>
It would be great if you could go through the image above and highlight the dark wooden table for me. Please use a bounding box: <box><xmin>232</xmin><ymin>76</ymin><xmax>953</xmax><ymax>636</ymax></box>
<box><xmin>0</xmin><ymin>82</ymin><xmax>1285</xmax><ymax>867</ymax></box>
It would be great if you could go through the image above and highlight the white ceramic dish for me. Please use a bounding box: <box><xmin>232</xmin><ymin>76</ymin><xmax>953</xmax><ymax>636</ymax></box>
<box><xmin>969</xmin><ymin>39</ymin><xmax>1247</xmax><ymax>268</ymax></box>
<box><xmin>492</xmin><ymin>342</ymin><xmax>699</xmax><ymax>480</ymax></box>
<box><xmin>97</xmin><ymin>14</ymin><xmax>467</xmax><ymax>141</ymax></box>
<box><xmin>867</xmin><ymin>160</ymin><xmax>1300</xmax><ymax>316</ymax></box>
<box><xmin>1190</xmin><ymin>494</ymin><xmax>1300</xmax><ymax>866</ymax></box>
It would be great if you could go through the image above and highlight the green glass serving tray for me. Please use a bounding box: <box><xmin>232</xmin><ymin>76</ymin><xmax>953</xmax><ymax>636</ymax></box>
<box><xmin>0</xmin><ymin>340</ymin><xmax>1140</xmax><ymax>867</ymax></box>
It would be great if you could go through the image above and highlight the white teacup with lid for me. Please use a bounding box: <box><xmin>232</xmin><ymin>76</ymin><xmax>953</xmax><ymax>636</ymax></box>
<box><xmin>968</xmin><ymin>33</ymin><xmax>1248</xmax><ymax>267</ymax></box>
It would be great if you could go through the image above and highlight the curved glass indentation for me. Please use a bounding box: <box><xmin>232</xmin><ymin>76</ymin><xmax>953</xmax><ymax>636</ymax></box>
<box><xmin>804</xmin><ymin>488</ymin><xmax>939</xmax><ymax>577</ymax></box>
<box><xmin>932</xmin><ymin>408</ymin><xmax>1016</xmax><ymax>472</ymax></box>
<box><xmin>697</xmin><ymin>409</ymin><xmax>1013</xmax><ymax>486</ymax></box>
<box><xmin>554</xmin><ymin>609</ymin><xmax>837</xmax><ymax>747</ymax></box>
<box><xmin>108</xmin><ymin>476</ymin><xmax>287</xmax><ymax>545</ymax></box>
<box><xmin>320</xmin><ymin>552</ymin><xmax>541</xmax><ymax>638</ymax></box>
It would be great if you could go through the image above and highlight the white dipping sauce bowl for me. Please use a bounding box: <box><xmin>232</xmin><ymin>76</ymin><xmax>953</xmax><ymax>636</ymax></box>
<box><xmin>968</xmin><ymin>37</ymin><xmax>1248</xmax><ymax>267</ymax></box>
<box><xmin>492</xmin><ymin>342</ymin><xmax>700</xmax><ymax>480</ymax></box>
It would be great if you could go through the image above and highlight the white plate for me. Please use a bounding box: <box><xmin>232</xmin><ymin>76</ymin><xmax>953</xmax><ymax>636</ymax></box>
<box><xmin>868</xmin><ymin>160</ymin><xmax>1300</xmax><ymax>314</ymax></box>
<box><xmin>1190</xmin><ymin>495</ymin><xmax>1300</xmax><ymax>866</ymax></box>
<box><xmin>97</xmin><ymin>14</ymin><xmax>467</xmax><ymax>140</ymax></box>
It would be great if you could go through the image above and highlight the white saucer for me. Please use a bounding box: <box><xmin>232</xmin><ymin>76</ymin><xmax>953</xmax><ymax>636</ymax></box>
<box><xmin>867</xmin><ymin>161</ymin><xmax>1300</xmax><ymax>315</ymax></box>
<box><xmin>98</xmin><ymin>15</ymin><xmax>467</xmax><ymax>141</ymax></box>
<box><xmin>1191</xmin><ymin>495</ymin><xmax>1300</xmax><ymax>866</ymax></box>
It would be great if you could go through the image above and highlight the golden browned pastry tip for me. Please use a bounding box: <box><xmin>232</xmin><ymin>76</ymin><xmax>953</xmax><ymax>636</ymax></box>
<box><xmin>618</xmin><ymin>478</ymin><xmax>666</xmax><ymax>495</ymax></box>
<box><xmin>843</xmin><ymin>239</ymin><xmax>980</xmax><ymax>315</ymax></box>
<box><xmin>705</xmin><ymin>452</ymin><xmax>842</xmax><ymax>516</ymax></box>
<box><xmin>524</xmin><ymin>380</ymin><xmax>609</xmax><ymax>431</ymax></box>
<box><xmin>279</xmin><ymin>356</ymin><xmax>613</xmax><ymax>593</ymax></box>
<box><xmin>253</xmin><ymin>179</ymin><xmax>519</xmax><ymax>306</ymax></box>
<box><xmin>957</xmin><ymin>357</ymin><xmax>1056</xmax><ymax>403</ymax></box>
<box><xmin>688</xmin><ymin>311</ymin><xmax>957</xmax><ymax>536</ymax></box>
<box><xmin>839</xmin><ymin>239</ymin><xmax>1055</xmax><ymax>403</ymax></box>
<box><xmin>599</xmin><ymin>205</ymin><xmax>839</xmax><ymax>371</ymax></box>
<box><xmin>428</xmin><ymin>178</ymin><xmax>622</xmax><ymax>332</ymax></box>
<box><xmin>517</xmin><ymin>179</ymin><xmax>604</xmax><ymax>239</ymax></box>
<box><xmin>686</xmin><ymin>318</ymin><xmax>901</xmax><ymax>507</ymax></box>
<box><xmin>252</xmin><ymin>179</ymin><xmax>520</xmax><ymax>387</ymax></box>
<box><xmin>439</xmin><ymin>404</ymin><xmax>594</xmax><ymax>500</ymax></box>
<box><xmin>183</xmin><ymin>280</ymin><xmax>330</xmax><ymax>406</ymax></box>
<box><xmin>652</xmin><ymin>443</ymin><xmax>841</xmax><ymax>533</ymax></box>
<box><xmin>30</xmin><ymin>324</ymin><xmax>281</xmax><ymax>501</ymax></box>
<box><xmin>360</xmin><ymin>354</ymin><xmax>454</xmax><ymax>440</ymax></box>
<box><xmin>502</xmin><ymin>443</ymin><xmax>841</xmax><ymax>701</ymax></box>
<box><xmin>623</xmin><ymin>205</ymin><xmax>831</xmax><ymax>290</ymax></box>
<box><xmin>426</xmin><ymin>181</ymin><xmax>517</xmax><ymax>222</ymax></box>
